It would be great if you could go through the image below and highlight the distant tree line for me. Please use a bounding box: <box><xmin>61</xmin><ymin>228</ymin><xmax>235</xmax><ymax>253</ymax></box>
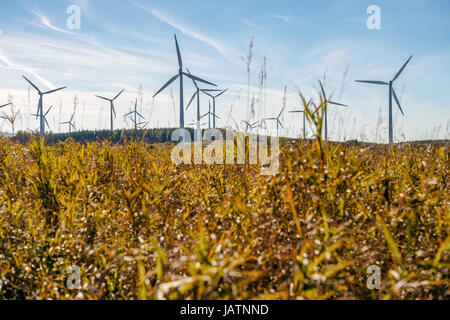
<box><xmin>11</xmin><ymin>128</ymin><xmax>189</xmax><ymax>145</ymax></box>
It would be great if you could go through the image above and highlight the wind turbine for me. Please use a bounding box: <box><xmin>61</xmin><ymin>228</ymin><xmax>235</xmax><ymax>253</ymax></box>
<box><xmin>22</xmin><ymin>76</ymin><xmax>66</xmax><ymax>139</ymax></box>
<box><xmin>200</xmin><ymin>89</ymin><xmax>228</xmax><ymax>129</ymax></box>
<box><xmin>27</xmin><ymin>127</ymin><xmax>39</xmax><ymax>133</ymax></box>
<box><xmin>201</xmin><ymin>101</ymin><xmax>221</xmax><ymax>129</ymax></box>
<box><xmin>188</xmin><ymin>119</ymin><xmax>207</xmax><ymax>127</ymax></box>
<box><xmin>95</xmin><ymin>89</ymin><xmax>125</xmax><ymax>131</ymax></box>
<box><xmin>125</xmin><ymin>98</ymin><xmax>146</xmax><ymax>130</ymax></box>
<box><xmin>185</xmin><ymin>68</ymin><xmax>215</xmax><ymax>143</ymax></box>
<box><xmin>355</xmin><ymin>55</ymin><xmax>413</xmax><ymax>146</ymax></box>
<box><xmin>0</xmin><ymin>103</ymin><xmax>12</xmax><ymax>127</ymax></box>
<box><xmin>289</xmin><ymin>98</ymin><xmax>312</xmax><ymax>140</ymax></box>
<box><xmin>242</xmin><ymin>120</ymin><xmax>259</xmax><ymax>131</ymax></box>
<box><xmin>31</xmin><ymin>105</ymin><xmax>53</xmax><ymax>134</ymax></box>
<box><xmin>137</xmin><ymin>121</ymin><xmax>149</xmax><ymax>129</ymax></box>
<box><xmin>265</xmin><ymin>107</ymin><xmax>285</xmax><ymax>137</ymax></box>
<box><xmin>318</xmin><ymin>80</ymin><xmax>348</xmax><ymax>142</ymax></box>
<box><xmin>60</xmin><ymin>112</ymin><xmax>76</xmax><ymax>134</ymax></box>
<box><xmin>188</xmin><ymin>118</ymin><xmax>206</xmax><ymax>142</ymax></box>
<box><xmin>153</xmin><ymin>34</ymin><xmax>217</xmax><ymax>132</ymax></box>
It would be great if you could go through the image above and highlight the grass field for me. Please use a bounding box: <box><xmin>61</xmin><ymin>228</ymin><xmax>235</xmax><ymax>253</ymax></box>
<box><xmin>0</xmin><ymin>135</ymin><xmax>448</xmax><ymax>300</ymax></box>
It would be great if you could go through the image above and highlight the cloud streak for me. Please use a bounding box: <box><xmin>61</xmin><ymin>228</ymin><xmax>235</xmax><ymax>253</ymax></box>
<box><xmin>132</xmin><ymin>2</ymin><xmax>239</xmax><ymax>65</ymax></box>
<box><xmin>24</xmin><ymin>5</ymin><xmax>74</xmax><ymax>34</ymax></box>
<box><xmin>273</xmin><ymin>14</ymin><xmax>293</xmax><ymax>24</ymax></box>
<box><xmin>0</xmin><ymin>49</ymin><xmax>56</xmax><ymax>89</ymax></box>
<box><xmin>242</xmin><ymin>19</ymin><xmax>266</xmax><ymax>31</ymax></box>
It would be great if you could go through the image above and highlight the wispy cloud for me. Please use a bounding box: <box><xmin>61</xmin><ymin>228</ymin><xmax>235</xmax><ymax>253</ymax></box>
<box><xmin>273</xmin><ymin>14</ymin><xmax>293</xmax><ymax>24</ymax></box>
<box><xmin>0</xmin><ymin>28</ymin><xmax>3</xmax><ymax>35</ymax></box>
<box><xmin>242</xmin><ymin>19</ymin><xmax>266</xmax><ymax>31</ymax></box>
<box><xmin>0</xmin><ymin>49</ymin><xmax>55</xmax><ymax>89</ymax></box>
<box><xmin>132</xmin><ymin>2</ymin><xmax>239</xmax><ymax>65</ymax></box>
<box><xmin>24</xmin><ymin>5</ymin><xmax>74</xmax><ymax>34</ymax></box>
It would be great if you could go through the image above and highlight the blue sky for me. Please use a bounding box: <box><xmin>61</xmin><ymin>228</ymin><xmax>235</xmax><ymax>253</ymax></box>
<box><xmin>0</xmin><ymin>0</ymin><xmax>449</xmax><ymax>141</ymax></box>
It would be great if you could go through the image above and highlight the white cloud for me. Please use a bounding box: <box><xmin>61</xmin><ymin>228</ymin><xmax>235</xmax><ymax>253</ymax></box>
<box><xmin>273</xmin><ymin>14</ymin><xmax>293</xmax><ymax>24</ymax></box>
<box><xmin>0</xmin><ymin>28</ymin><xmax>3</xmax><ymax>35</ymax></box>
<box><xmin>24</xmin><ymin>5</ymin><xmax>74</xmax><ymax>34</ymax></box>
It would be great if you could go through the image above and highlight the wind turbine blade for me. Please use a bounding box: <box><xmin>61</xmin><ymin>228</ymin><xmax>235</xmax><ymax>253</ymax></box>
<box><xmin>307</xmin><ymin>98</ymin><xmax>312</xmax><ymax>106</ymax></box>
<box><xmin>124</xmin><ymin>111</ymin><xmax>133</xmax><ymax>117</ymax></box>
<box><xmin>289</xmin><ymin>110</ymin><xmax>304</xmax><ymax>113</ymax></box>
<box><xmin>70</xmin><ymin>113</ymin><xmax>75</xmax><ymax>122</ymax></box>
<box><xmin>186</xmin><ymin>91</ymin><xmax>197</xmax><ymax>110</ymax></box>
<box><xmin>391</xmin><ymin>88</ymin><xmax>405</xmax><ymax>116</ymax></box>
<box><xmin>328</xmin><ymin>101</ymin><xmax>348</xmax><ymax>107</ymax></box>
<box><xmin>136</xmin><ymin>111</ymin><xmax>144</xmax><ymax>119</ymax></box>
<box><xmin>266</xmin><ymin>118</ymin><xmax>277</xmax><ymax>120</ymax></box>
<box><xmin>71</xmin><ymin>123</ymin><xmax>77</xmax><ymax>131</ymax></box>
<box><xmin>278</xmin><ymin>119</ymin><xmax>284</xmax><ymax>129</ymax></box>
<box><xmin>45</xmin><ymin>117</ymin><xmax>50</xmax><ymax>129</ymax></box>
<box><xmin>355</xmin><ymin>80</ymin><xmax>388</xmax><ymax>85</ymax></box>
<box><xmin>392</xmin><ymin>55</ymin><xmax>413</xmax><ymax>82</ymax></box>
<box><xmin>43</xmin><ymin>86</ymin><xmax>67</xmax><ymax>95</ymax></box>
<box><xmin>95</xmin><ymin>95</ymin><xmax>110</xmax><ymax>101</ymax></box>
<box><xmin>213</xmin><ymin>114</ymin><xmax>221</xmax><ymax>119</ymax></box>
<box><xmin>319</xmin><ymin>80</ymin><xmax>326</xmax><ymax>99</ymax></box>
<box><xmin>201</xmin><ymin>89</ymin><xmax>222</xmax><ymax>92</ymax></box>
<box><xmin>242</xmin><ymin>120</ymin><xmax>251</xmax><ymax>126</ymax></box>
<box><xmin>278</xmin><ymin>107</ymin><xmax>285</xmax><ymax>118</ymax></box>
<box><xmin>183</xmin><ymin>73</ymin><xmax>217</xmax><ymax>87</ymax></box>
<box><xmin>45</xmin><ymin>105</ymin><xmax>53</xmax><ymax>116</ymax></box>
<box><xmin>201</xmin><ymin>112</ymin><xmax>209</xmax><ymax>119</ymax></box>
<box><xmin>200</xmin><ymin>90</ymin><xmax>214</xmax><ymax>98</ymax></box>
<box><xmin>251</xmin><ymin>121</ymin><xmax>259</xmax><ymax>127</ymax></box>
<box><xmin>153</xmin><ymin>74</ymin><xmax>180</xmax><ymax>97</ymax></box>
<box><xmin>174</xmin><ymin>34</ymin><xmax>183</xmax><ymax>69</ymax></box>
<box><xmin>36</xmin><ymin>97</ymin><xmax>42</xmax><ymax>118</ymax></box>
<box><xmin>60</xmin><ymin>121</ymin><xmax>70</xmax><ymax>124</ymax></box>
<box><xmin>215</xmin><ymin>89</ymin><xmax>228</xmax><ymax>98</ymax></box>
<box><xmin>113</xmin><ymin>89</ymin><xmax>125</xmax><ymax>101</ymax></box>
<box><xmin>186</xmin><ymin>68</ymin><xmax>199</xmax><ymax>89</ymax></box>
<box><xmin>112</xmin><ymin>103</ymin><xmax>116</xmax><ymax>118</ymax></box>
<box><xmin>0</xmin><ymin>103</ymin><xmax>11</xmax><ymax>109</ymax></box>
<box><xmin>140</xmin><ymin>122</ymin><xmax>149</xmax><ymax>128</ymax></box>
<box><xmin>22</xmin><ymin>76</ymin><xmax>41</xmax><ymax>93</ymax></box>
